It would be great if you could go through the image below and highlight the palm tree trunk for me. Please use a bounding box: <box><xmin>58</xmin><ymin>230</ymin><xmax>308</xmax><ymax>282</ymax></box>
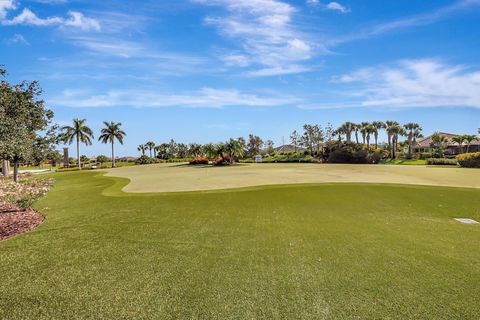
<box><xmin>387</xmin><ymin>135</ymin><xmax>392</xmax><ymax>158</ymax></box>
<box><xmin>374</xmin><ymin>133</ymin><xmax>378</xmax><ymax>149</ymax></box>
<box><xmin>111</xmin><ymin>141</ymin><xmax>116</xmax><ymax>168</ymax></box>
<box><xmin>77</xmin><ymin>136</ymin><xmax>81</xmax><ymax>168</ymax></box>
<box><xmin>355</xmin><ymin>131</ymin><xmax>359</xmax><ymax>144</ymax></box>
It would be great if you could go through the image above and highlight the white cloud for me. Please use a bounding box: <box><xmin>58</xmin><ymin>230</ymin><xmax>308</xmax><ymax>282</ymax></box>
<box><xmin>194</xmin><ymin>0</ymin><xmax>316</xmax><ymax>76</ymax></box>
<box><xmin>326</xmin><ymin>2</ymin><xmax>350</xmax><ymax>13</ymax></box>
<box><xmin>6</xmin><ymin>33</ymin><xmax>29</xmax><ymax>45</ymax></box>
<box><xmin>331</xmin><ymin>59</ymin><xmax>480</xmax><ymax>109</ymax></box>
<box><xmin>50</xmin><ymin>87</ymin><xmax>300</xmax><ymax>108</ymax></box>
<box><xmin>64</xmin><ymin>11</ymin><xmax>101</xmax><ymax>31</ymax></box>
<box><xmin>0</xmin><ymin>0</ymin><xmax>16</xmax><ymax>20</ymax></box>
<box><xmin>2</xmin><ymin>7</ymin><xmax>100</xmax><ymax>31</ymax></box>
<box><xmin>306</xmin><ymin>0</ymin><xmax>320</xmax><ymax>6</ymax></box>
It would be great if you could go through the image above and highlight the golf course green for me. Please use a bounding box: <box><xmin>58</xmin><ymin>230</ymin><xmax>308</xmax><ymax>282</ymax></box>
<box><xmin>1</xmin><ymin>169</ymin><xmax>480</xmax><ymax>319</ymax></box>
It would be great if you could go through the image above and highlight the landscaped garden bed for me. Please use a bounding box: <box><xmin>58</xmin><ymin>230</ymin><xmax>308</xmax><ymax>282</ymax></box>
<box><xmin>0</xmin><ymin>175</ymin><xmax>54</xmax><ymax>240</ymax></box>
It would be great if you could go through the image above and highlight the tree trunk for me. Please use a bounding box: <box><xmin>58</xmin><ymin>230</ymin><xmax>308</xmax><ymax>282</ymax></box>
<box><xmin>111</xmin><ymin>141</ymin><xmax>116</xmax><ymax>168</ymax></box>
<box><xmin>355</xmin><ymin>132</ymin><xmax>359</xmax><ymax>144</ymax></box>
<box><xmin>2</xmin><ymin>160</ymin><xmax>10</xmax><ymax>177</ymax></box>
<box><xmin>387</xmin><ymin>135</ymin><xmax>392</xmax><ymax>158</ymax></box>
<box><xmin>13</xmin><ymin>161</ymin><xmax>19</xmax><ymax>183</ymax></box>
<box><xmin>374</xmin><ymin>133</ymin><xmax>378</xmax><ymax>149</ymax></box>
<box><xmin>77</xmin><ymin>136</ymin><xmax>81</xmax><ymax>168</ymax></box>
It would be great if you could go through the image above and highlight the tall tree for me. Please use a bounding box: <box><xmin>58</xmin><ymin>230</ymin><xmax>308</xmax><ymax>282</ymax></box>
<box><xmin>463</xmin><ymin>135</ymin><xmax>477</xmax><ymax>153</ymax></box>
<box><xmin>388</xmin><ymin>124</ymin><xmax>405</xmax><ymax>159</ymax></box>
<box><xmin>301</xmin><ymin>124</ymin><xmax>324</xmax><ymax>154</ymax></box>
<box><xmin>0</xmin><ymin>72</ymin><xmax>54</xmax><ymax>181</ymax></box>
<box><xmin>452</xmin><ymin>136</ymin><xmax>465</xmax><ymax>154</ymax></box>
<box><xmin>202</xmin><ymin>143</ymin><xmax>217</xmax><ymax>160</ymax></box>
<box><xmin>188</xmin><ymin>143</ymin><xmax>203</xmax><ymax>157</ymax></box>
<box><xmin>339</xmin><ymin>122</ymin><xmax>355</xmax><ymax>144</ymax></box>
<box><xmin>353</xmin><ymin>123</ymin><xmax>360</xmax><ymax>144</ymax></box>
<box><xmin>137</xmin><ymin>144</ymin><xmax>146</xmax><ymax>156</ymax></box>
<box><xmin>404</xmin><ymin>123</ymin><xmax>422</xmax><ymax>159</ymax></box>
<box><xmin>145</xmin><ymin>141</ymin><xmax>156</xmax><ymax>157</ymax></box>
<box><xmin>98</xmin><ymin>121</ymin><xmax>126</xmax><ymax>168</ymax></box>
<box><xmin>247</xmin><ymin>134</ymin><xmax>264</xmax><ymax>156</ymax></box>
<box><xmin>365</xmin><ymin>124</ymin><xmax>376</xmax><ymax>150</ymax></box>
<box><xmin>289</xmin><ymin>130</ymin><xmax>300</xmax><ymax>152</ymax></box>
<box><xmin>385</xmin><ymin>121</ymin><xmax>400</xmax><ymax>158</ymax></box>
<box><xmin>60</xmin><ymin>119</ymin><xmax>94</xmax><ymax>168</ymax></box>
<box><xmin>360</xmin><ymin>122</ymin><xmax>370</xmax><ymax>145</ymax></box>
<box><xmin>371</xmin><ymin>121</ymin><xmax>386</xmax><ymax>149</ymax></box>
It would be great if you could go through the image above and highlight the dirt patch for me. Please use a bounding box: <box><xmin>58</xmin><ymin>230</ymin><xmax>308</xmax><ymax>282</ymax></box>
<box><xmin>0</xmin><ymin>201</ymin><xmax>44</xmax><ymax>241</ymax></box>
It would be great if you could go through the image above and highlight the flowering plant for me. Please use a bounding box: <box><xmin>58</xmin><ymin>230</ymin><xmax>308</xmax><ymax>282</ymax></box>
<box><xmin>0</xmin><ymin>175</ymin><xmax>55</xmax><ymax>209</ymax></box>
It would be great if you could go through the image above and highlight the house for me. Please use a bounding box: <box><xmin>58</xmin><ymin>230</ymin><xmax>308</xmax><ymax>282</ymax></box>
<box><xmin>415</xmin><ymin>132</ymin><xmax>480</xmax><ymax>155</ymax></box>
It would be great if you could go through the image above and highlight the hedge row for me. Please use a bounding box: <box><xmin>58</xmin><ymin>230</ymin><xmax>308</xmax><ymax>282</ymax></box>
<box><xmin>456</xmin><ymin>152</ymin><xmax>480</xmax><ymax>168</ymax></box>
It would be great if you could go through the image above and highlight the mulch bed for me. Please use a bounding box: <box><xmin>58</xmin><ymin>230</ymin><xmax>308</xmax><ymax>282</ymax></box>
<box><xmin>0</xmin><ymin>201</ymin><xmax>44</xmax><ymax>241</ymax></box>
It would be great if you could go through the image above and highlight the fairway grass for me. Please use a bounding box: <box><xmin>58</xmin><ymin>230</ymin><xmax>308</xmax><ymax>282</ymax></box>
<box><xmin>1</xmin><ymin>171</ymin><xmax>480</xmax><ymax>319</ymax></box>
<box><xmin>105</xmin><ymin>163</ymin><xmax>480</xmax><ymax>193</ymax></box>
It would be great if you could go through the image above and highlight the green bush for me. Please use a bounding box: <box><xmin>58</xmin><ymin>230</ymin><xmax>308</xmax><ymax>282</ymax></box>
<box><xmin>135</xmin><ymin>155</ymin><xmax>160</xmax><ymax>165</ymax></box>
<box><xmin>456</xmin><ymin>152</ymin><xmax>480</xmax><ymax>168</ymax></box>
<box><xmin>328</xmin><ymin>147</ymin><xmax>368</xmax><ymax>164</ymax></box>
<box><xmin>420</xmin><ymin>152</ymin><xmax>433</xmax><ymax>159</ymax></box>
<box><xmin>426</xmin><ymin>158</ymin><xmax>458</xmax><ymax>166</ymax></box>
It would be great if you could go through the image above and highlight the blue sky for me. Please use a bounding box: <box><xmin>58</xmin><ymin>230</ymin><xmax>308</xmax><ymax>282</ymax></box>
<box><xmin>1</xmin><ymin>0</ymin><xmax>480</xmax><ymax>156</ymax></box>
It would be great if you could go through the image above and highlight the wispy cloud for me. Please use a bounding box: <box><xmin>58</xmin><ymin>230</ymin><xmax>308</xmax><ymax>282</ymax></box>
<box><xmin>5</xmin><ymin>33</ymin><xmax>29</xmax><ymax>45</ymax></box>
<box><xmin>333</xmin><ymin>0</ymin><xmax>480</xmax><ymax>45</ymax></box>
<box><xmin>1</xmin><ymin>7</ymin><xmax>100</xmax><ymax>31</ymax></box>
<box><xmin>193</xmin><ymin>0</ymin><xmax>317</xmax><ymax>77</ymax></box>
<box><xmin>326</xmin><ymin>59</ymin><xmax>480</xmax><ymax>109</ymax></box>
<box><xmin>326</xmin><ymin>2</ymin><xmax>350</xmax><ymax>14</ymax></box>
<box><xmin>50</xmin><ymin>87</ymin><xmax>300</xmax><ymax>108</ymax></box>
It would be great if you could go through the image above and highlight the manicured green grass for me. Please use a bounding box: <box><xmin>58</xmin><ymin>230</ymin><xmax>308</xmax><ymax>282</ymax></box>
<box><xmin>380</xmin><ymin>159</ymin><xmax>427</xmax><ymax>165</ymax></box>
<box><xmin>1</xmin><ymin>171</ymin><xmax>480</xmax><ymax>319</ymax></box>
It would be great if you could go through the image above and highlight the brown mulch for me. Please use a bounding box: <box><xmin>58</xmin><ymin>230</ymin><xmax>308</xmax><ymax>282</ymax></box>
<box><xmin>0</xmin><ymin>201</ymin><xmax>44</xmax><ymax>241</ymax></box>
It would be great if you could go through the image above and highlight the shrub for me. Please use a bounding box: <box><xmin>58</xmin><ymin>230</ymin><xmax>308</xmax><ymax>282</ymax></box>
<box><xmin>189</xmin><ymin>157</ymin><xmax>209</xmax><ymax>165</ymax></box>
<box><xmin>328</xmin><ymin>147</ymin><xmax>368</xmax><ymax>164</ymax></box>
<box><xmin>426</xmin><ymin>158</ymin><xmax>458</xmax><ymax>166</ymax></box>
<box><xmin>420</xmin><ymin>152</ymin><xmax>433</xmax><ymax>159</ymax></box>
<box><xmin>135</xmin><ymin>155</ymin><xmax>159</xmax><ymax>165</ymax></box>
<box><xmin>0</xmin><ymin>176</ymin><xmax>55</xmax><ymax>209</ymax></box>
<box><xmin>456</xmin><ymin>152</ymin><xmax>480</xmax><ymax>168</ymax></box>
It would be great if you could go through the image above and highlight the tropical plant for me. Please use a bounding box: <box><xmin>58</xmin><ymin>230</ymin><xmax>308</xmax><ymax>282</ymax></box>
<box><xmin>202</xmin><ymin>143</ymin><xmax>217</xmax><ymax>160</ymax></box>
<box><xmin>452</xmin><ymin>135</ymin><xmax>465</xmax><ymax>154</ymax></box>
<box><xmin>388</xmin><ymin>124</ymin><xmax>405</xmax><ymax>159</ymax></box>
<box><xmin>60</xmin><ymin>119</ymin><xmax>94</xmax><ymax>169</ymax></box>
<box><xmin>339</xmin><ymin>122</ymin><xmax>356</xmax><ymax>144</ymax></box>
<box><xmin>429</xmin><ymin>133</ymin><xmax>448</xmax><ymax>158</ymax></box>
<box><xmin>98</xmin><ymin>121</ymin><xmax>126</xmax><ymax>168</ymax></box>
<box><xmin>360</xmin><ymin>122</ymin><xmax>370</xmax><ymax>145</ymax></box>
<box><xmin>96</xmin><ymin>155</ymin><xmax>109</xmax><ymax>164</ymax></box>
<box><xmin>371</xmin><ymin>121</ymin><xmax>386</xmax><ymax>149</ymax></box>
<box><xmin>225</xmin><ymin>139</ymin><xmax>245</xmax><ymax>163</ymax></box>
<box><xmin>404</xmin><ymin>123</ymin><xmax>422</xmax><ymax>159</ymax></box>
<box><xmin>385</xmin><ymin>121</ymin><xmax>400</xmax><ymax>158</ymax></box>
<box><xmin>145</xmin><ymin>141</ymin><xmax>156</xmax><ymax>158</ymax></box>
<box><xmin>365</xmin><ymin>124</ymin><xmax>375</xmax><ymax>150</ymax></box>
<box><xmin>353</xmin><ymin>123</ymin><xmax>360</xmax><ymax>144</ymax></box>
<box><xmin>137</xmin><ymin>144</ymin><xmax>146</xmax><ymax>156</ymax></box>
<box><xmin>463</xmin><ymin>135</ymin><xmax>477</xmax><ymax>153</ymax></box>
<box><xmin>457</xmin><ymin>152</ymin><xmax>480</xmax><ymax>168</ymax></box>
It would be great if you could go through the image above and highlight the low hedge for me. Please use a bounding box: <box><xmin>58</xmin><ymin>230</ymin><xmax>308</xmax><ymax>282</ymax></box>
<box><xmin>426</xmin><ymin>158</ymin><xmax>458</xmax><ymax>166</ymax></box>
<box><xmin>135</xmin><ymin>155</ymin><xmax>160</xmax><ymax>165</ymax></box>
<box><xmin>456</xmin><ymin>152</ymin><xmax>480</xmax><ymax>168</ymax></box>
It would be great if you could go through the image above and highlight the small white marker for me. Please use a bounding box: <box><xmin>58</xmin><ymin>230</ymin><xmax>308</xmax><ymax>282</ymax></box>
<box><xmin>454</xmin><ymin>218</ymin><xmax>479</xmax><ymax>224</ymax></box>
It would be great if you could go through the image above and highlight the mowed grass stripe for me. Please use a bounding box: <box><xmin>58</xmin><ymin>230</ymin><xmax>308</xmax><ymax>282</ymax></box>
<box><xmin>0</xmin><ymin>171</ymin><xmax>479</xmax><ymax>319</ymax></box>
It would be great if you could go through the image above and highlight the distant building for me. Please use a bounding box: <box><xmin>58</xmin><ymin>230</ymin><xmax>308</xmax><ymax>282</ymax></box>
<box><xmin>415</xmin><ymin>132</ymin><xmax>480</xmax><ymax>155</ymax></box>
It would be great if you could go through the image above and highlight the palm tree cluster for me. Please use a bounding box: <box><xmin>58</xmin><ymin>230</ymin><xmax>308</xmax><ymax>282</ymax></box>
<box><xmin>60</xmin><ymin>119</ymin><xmax>126</xmax><ymax>168</ymax></box>
<box><xmin>317</xmin><ymin>121</ymin><xmax>423</xmax><ymax>159</ymax></box>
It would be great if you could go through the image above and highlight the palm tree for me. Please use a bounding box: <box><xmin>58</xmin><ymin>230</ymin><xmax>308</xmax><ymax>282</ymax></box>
<box><xmin>225</xmin><ymin>139</ymin><xmax>244</xmax><ymax>164</ymax></box>
<box><xmin>202</xmin><ymin>143</ymin><xmax>217</xmax><ymax>160</ymax></box>
<box><xmin>137</xmin><ymin>144</ymin><xmax>146</xmax><ymax>156</ymax></box>
<box><xmin>98</xmin><ymin>121</ymin><xmax>126</xmax><ymax>168</ymax></box>
<box><xmin>463</xmin><ymin>135</ymin><xmax>477</xmax><ymax>153</ymax></box>
<box><xmin>340</xmin><ymin>122</ymin><xmax>355</xmax><ymax>144</ymax></box>
<box><xmin>353</xmin><ymin>123</ymin><xmax>360</xmax><ymax>144</ymax></box>
<box><xmin>360</xmin><ymin>122</ymin><xmax>370</xmax><ymax>145</ymax></box>
<box><xmin>145</xmin><ymin>141</ymin><xmax>156</xmax><ymax>158</ymax></box>
<box><xmin>385</xmin><ymin>121</ymin><xmax>400</xmax><ymax>158</ymax></box>
<box><xmin>389</xmin><ymin>124</ymin><xmax>405</xmax><ymax>159</ymax></box>
<box><xmin>365</xmin><ymin>125</ymin><xmax>376</xmax><ymax>150</ymax></box>
<box><xmin>61</xmin><ymin>118</ymin><xmax>94</xmax><ymax>168</ymax></box>
<box><xmin>452</xmin><ymin>136</ymin><xmax>465</xmax><ymax>154</ymax></box>
<box><xmin>371</xmin><ymin>121</ymin><xmax>386</xmax><ymax>149</ymax></box>
<box><xmin>404</xmin><ymin>123</ymin><xmax>422</xmax><ymax>159</ymax></box>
